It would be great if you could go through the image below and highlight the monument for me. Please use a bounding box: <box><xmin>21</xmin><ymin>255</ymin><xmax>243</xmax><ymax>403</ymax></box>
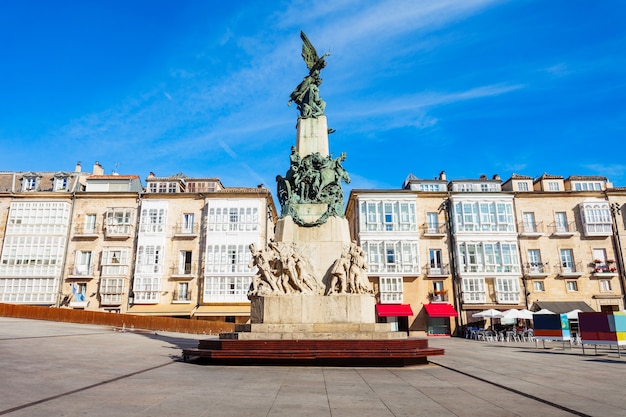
<box><xmin>183</xmin><ymin>32</ymin><xmax>443</xmax><ymax>364</ymax></box>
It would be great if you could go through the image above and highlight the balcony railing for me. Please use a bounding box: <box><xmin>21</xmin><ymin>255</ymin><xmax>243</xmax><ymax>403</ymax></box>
<box><xmin>549</xmin><ymin>221</ymin><xmax>577</xmax><ymax>236</ymax></box>
<box><xmin>173</xmin><ymin>291</ymin><xmax>193</xmax><ymax>302</ymax></box>
<box><xmin>558</xmin><ymin>262</ymin><xmax>584</xmax><ymax>277</ymax></box>
<box><xmin>170</xmin><ymin>265</ymin><xmax>196</xmax><ymax>278</ymax></box>
<box><xmin>590</xmin><ymin>261</ymin><xmax>618</xmax><ymax>276</ymax></box>
<box><xmin>425</xmin><ymin>264</ymin><xmax>450</xmax><ymax>277</ymax></box>
<box><xmin>73</xmin><ymin>223</ymin><xmax>100</xmax><ymax>237</ymax></box>
<box><xmin>429</xmin><ymin>291</ymin><xmax>449</xmax><ymax>302</ymax></box>
<box><xmin>517</xmin><ymin>221</ymin><xmax>545</xmax><ymax>236</ymax></box>
<box><xmin>68</xmin><ymin>265</ymin><xmax>95</xmax><ymax>278</ymax></box>
<box><xmin>421</xmin><ymin>223</ymin><xmax>446</xmax><ymax>236</ymax></box>
<box><xmin>523</xmin><ymin>263</ymin><xmax>551</xmax><ymax>277</ymax></box>
<box><xmin>104</xmin><ymin>224</ymin><xmax>133</xmax><ymax>239</ymax></box>
<box><xmin>173</xmin><ymin>224</ymin><xmax>199</xmax><ymax>237</ymax></box>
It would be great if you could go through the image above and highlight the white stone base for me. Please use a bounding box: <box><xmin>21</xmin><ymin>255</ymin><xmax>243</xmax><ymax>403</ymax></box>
<box><xmin>274</xmin><ymin>216</ymin><xmax>351</xmax><ymax>281</ymax></box>
<box><xmin>229</xmin><ymin>294</ymin><xmax>403</xmax><ymax>340</ymax></box>
<box><xmin>250</xmin><ymin>294</ymin><xmax>375</xmax><ymax>324</ymax></box>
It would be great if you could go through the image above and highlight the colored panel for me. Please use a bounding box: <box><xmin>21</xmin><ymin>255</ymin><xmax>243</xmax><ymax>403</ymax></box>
<box><xmin>579</xmin><ymin>313</ymin><xmax>611</xmax><ymax>332</ymax></box>
<box><xmin>534</xmin><ymin>329</ymin><xmax>563</xmax><ymax>337</ymax></box>
<box><xmin>533</xmin><ymin>314</ymin><xmax>562</xmax><ymax>331</ymax></box>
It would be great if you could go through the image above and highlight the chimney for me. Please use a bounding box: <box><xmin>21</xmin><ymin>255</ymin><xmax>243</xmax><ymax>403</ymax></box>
<box><xmin>93</xmin><ymin>161</ymin><xmax>104</xmax><ymax>176</ymax></box>
<box><xmin>148</xmin><ymin>172</ymin><xmax>156</xmax><ymax>179</ymax></box>
<box><xmin>493</xmin><ymin>174</ymin><xmax>501</xmax><ymax>181</ymax></box>
<box><xmin>439</xmin><ymin>171</ymin><xmax>446</xmax><ymax>181</ymax></box>
<box><xmin>75</xmin><ymin>162</ymin><xmax>82</xmax><ymax>172</ymax></box>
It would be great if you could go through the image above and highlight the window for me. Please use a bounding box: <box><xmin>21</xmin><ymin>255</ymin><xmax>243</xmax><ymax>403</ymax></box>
<box><xmin>180</xmin><ymin>251</ymin><xmax>193</xmax><ymax>274</ymax></box>
<box><xmin>554</xmin><ymin>212</ymin><xmax>569</xmax><ymax>232</ymax></box>
<box><xmin>205</xmin><ymin>245</ymin><xmax>251</xmax><ymax>274</ymax></box>
<box><xmin>203</xmin><ymin>276</ymin><xmax>251</xmax><ymax>302</ymax></box>
<box><xmin>105</xmin><ymin>208</ymin><xmax>133</xmax><ymax>236</ymax></box>
<box><xmin>533</xmin><ymin>281</ymin><xmax>544</xmax><ymax>292</ymax></box>
<box><xmin>426</xmin><ymin>212</ymin><xmax>439</xmax><ymax>233</ymax></box>
<box><xmin>182</xmin><ymin>213</ymin><xmax>194</xmax><ymax>233</ymax></box>
<box><xmin>527</xmin><ymin>249</ymin><xmax>544</xmax><ymax>273</ymax></box>
<box><xmin>580</xmin><ymin>202</ymin><xmax>612</xmax><ymax>235</ymax></box>
<box><xmin>600</xmin><ymin>279</ymin><xmax>612</xmax><ymax>292</ymax></box>
<box><xmin>522</xmin><ymin>212</ymin><xmax>536</xmax><ymax>233</ymax></box>
<box><xmin>548</xmin><ymin>181</ymin><xmax>560</xmax><ymax>191</ymax></box>
<box><xmin>136</xmin><ymin>245</ymin><xmax>162</xmax><ymax>274</ymax></box>
<box><xmin>379</xmin><ymin>277</ymin><xmax>403</xmax><ymax>303</ymax></box>
<box><xmin>176</xmin><ymin>282</ymin><xmax>190</xmax><ymax>301</ymax></box>
<box><xmin>359</xmin><ymin>201</ymin><xmax>416</xmax><ymax>232</ymax></box>
<box><xmin>100</xmin><ymin>278</ymin><xmax>124</xmax><ymax>305</ymax></box>
<box><xmin>133</xmin><ymin>276</ymin><xmax>161</xmax><ymax>303</ymax></box>
<box><xmin>452</xmin><ymin>201</ymin><xmax>514</xmax><ymax>232</ymax></box>
<box><xmin>207</xmin><ymin>206</ymin><xmax>259</xmax><ymax>232</ymax></box>
<box><xmin>73</xmin><ymin>251</ymin><xmax>92</xmax><ymax>276</ymax></box>
<box><xmin>495</xmin><ymin>277</ymin><xmax>520</xmax><ymax>304</ymax></box>
<box><xmin>560</xmin><ymin>249</ymin><xmax>574</xmax><ymax>273</ymax></box>
<box><xmin>566</xmin><ymin>280</ymin><xmax>578</xmax><ymax>292</ymax></box>
<box><xmin>361</xmin><ymin>241</ymin><xmax>419</xmax><ymax>273</ymax></box>
<box><xmin>140</xmin><ymin>208</ymin><xmax>166</xmax><ymax>233</ymax></box>
<box><xmin>573</xmin><ymin>182</ymin><xmax>603</xmax><ymax>191</ymax></box>
<box><xmin>22</xmin><ymin>176</ymin><xmax>38</xmax><ymax>191</ymax></box>
<box><xmin>457</xmin><ymin>242</ymin><xmax>520</xmax><ymax>274</ymax></box>
<box><xmin>72</xmin><ymin>283</ymin><xmax>87</xmax><ymax>302</ymax></box>
<box><xmin>84</xmin><ymin>214</ymin><xmax>97</xmax><ymax>234</ymax></box>
<box><xmin>429</xmin><ymin>249</ymin><xmax>443</xmax><ymax>274</ymax></box>
<box><xmin>102</xmin><ymin>248</ymin><xmax>129</xmax><ymax>276</ymax></box>
<box><xmin>54</xmin><ymin>176</ymin><xmax>68</xmax><ymax>191</ymax></box>
<box><xmin>517</xmin><ymin>182</ymin><xmax>529</xmax><ymax>191</ymax></box>
<box><xmin>462</xmin><ymin>277</ymin><xmax>485</xmax><ymax>303</ymax></box>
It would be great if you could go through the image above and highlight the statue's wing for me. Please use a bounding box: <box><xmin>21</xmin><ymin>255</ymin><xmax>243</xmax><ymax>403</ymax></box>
<box><xmin>300</xmin><ymin>31</ymin><xmax>319</xmax><ymax>70</ymax></box>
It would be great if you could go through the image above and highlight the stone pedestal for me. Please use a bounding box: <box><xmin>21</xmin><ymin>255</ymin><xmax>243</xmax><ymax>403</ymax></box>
<box><xmin>274</xmin><ymin>215</ymin><xmax>351</xmax><ymax>281</ymax></box>
<box><xmin>296</xmin><ymin>116</ymin><xmax>328</xmax><ymax>158</ymax></box>
<box><xmin>224</xmin><ymin>294</ymin><xmax>402</xmax><ymax>340</ymax></box>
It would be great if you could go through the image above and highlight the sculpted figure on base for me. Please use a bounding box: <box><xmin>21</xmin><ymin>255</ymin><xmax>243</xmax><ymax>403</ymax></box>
<box><xmin>248</xmin><ymin>241</ymin><xmax>322</xmax><ymax>297</ymax></box>
<box><xmin>327</xmin><ymin>241</ymin><xmax>373</xmax><ymax>295</ymax></box>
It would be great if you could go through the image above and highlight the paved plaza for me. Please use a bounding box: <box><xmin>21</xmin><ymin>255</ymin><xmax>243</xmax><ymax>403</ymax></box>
<box><xmin>0</xmin><ymin>317</ymin><xmax>625</xmax><ymax>417</ymax></box>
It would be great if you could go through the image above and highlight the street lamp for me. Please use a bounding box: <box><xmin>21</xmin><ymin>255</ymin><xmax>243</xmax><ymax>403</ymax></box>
<box><xmin>609</xmin><ymin>202</ymin><xmax>626</xmax><ymax>307</ymax></box>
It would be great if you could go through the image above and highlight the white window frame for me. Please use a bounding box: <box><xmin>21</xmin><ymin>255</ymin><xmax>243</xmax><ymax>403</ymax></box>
<box><xmin>461</xmin><ymin>277</ymin><xmax>485</xmax><ymax>303</ymax></box>
<box><xmin>495</xmin><ymin>277</ymin><xmax>520</xmax><ymax>304</ymax></box>
<box><xmin>379</xmin><ymin>276</ymin><xmax>403</xmax><ymax>304</ymax></box>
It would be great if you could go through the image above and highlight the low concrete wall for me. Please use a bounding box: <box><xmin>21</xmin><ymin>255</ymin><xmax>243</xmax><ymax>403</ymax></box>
<box><xmin>0</xmin><ymin>303</ymin><xmax>234</xmax><ymax>335</ymax></box>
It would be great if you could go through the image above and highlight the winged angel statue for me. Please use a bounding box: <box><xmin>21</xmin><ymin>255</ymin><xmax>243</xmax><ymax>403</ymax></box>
<box><xmin>289</xmin><ymin>31</ymin><xmax>330</xmax><ymax>118</ymax></box>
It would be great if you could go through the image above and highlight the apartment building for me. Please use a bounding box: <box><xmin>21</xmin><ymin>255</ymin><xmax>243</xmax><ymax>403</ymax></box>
<box><xmin>0</xmin><ymin>165</ymin><xmax>277</xmax><ymax>323</ymax></box>
<box><xmin>503</xmin><ymin>174</ymin><xmax>623</xmax><ymax>315</ymax></box>
<box><xmin>0</xmin><ymin>165</ymin><xmax>89</xmax><ymax>305</ymax></box>
<box><xmin>348</xmin><ymin>172</ymin><xmax>626</xmax><ymax>337</ymax></box>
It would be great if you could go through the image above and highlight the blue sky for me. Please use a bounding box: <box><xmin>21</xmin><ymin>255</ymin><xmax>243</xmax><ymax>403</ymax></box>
<box><xmin>1</xmin><ymin>0</ymin><xmax>625</xmax><ymax>196</ymax></box>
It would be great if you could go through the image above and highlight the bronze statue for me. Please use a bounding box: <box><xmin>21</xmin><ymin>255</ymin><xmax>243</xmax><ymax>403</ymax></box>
<box><xmin>289</xmin><ymin>31</ymin><xmax>329</xmax><ymax>118</ymax></box>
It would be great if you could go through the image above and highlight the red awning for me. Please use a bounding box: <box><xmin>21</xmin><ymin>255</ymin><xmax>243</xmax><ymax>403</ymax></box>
<box><xmin>376</xmin><ymin>304</ymin><xmax>414</xmax><ymax>317</ymax></box>
<box><xmin>424</xmin><ymin>303</ymin><xmax>458</xmax><ymax>318</ymax></box>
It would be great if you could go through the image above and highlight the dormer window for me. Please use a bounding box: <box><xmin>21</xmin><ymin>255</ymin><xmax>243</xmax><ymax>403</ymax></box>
<box><xmin>54</xmin><ymin>176</ymin><xmax>69</xmax><ymax>191</ymax></box>
<box><xmin>22</xmin><ymin>175</ymin><xmax>39</xmax><ymax>191</ymax></box>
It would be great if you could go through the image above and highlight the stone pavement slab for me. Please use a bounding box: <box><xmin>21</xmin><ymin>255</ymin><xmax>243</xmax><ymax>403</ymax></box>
<box><xmin>1</xmin><ymin>317</ymin><xmax>624</xmax><ymax>417</ymax></box>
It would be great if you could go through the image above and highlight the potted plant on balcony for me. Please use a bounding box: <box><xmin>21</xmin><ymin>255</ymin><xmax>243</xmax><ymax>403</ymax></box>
<box><xmin>594</xmin><ymin>259</ymin><xmax>603</xmax><ymax>264</ymax></box>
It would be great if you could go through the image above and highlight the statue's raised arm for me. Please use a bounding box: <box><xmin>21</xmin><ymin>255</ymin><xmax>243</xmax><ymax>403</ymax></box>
<box><xmin>289</xmin><ymin>31</ymin><xmax>330</xmax><ymax>118</ymax></box>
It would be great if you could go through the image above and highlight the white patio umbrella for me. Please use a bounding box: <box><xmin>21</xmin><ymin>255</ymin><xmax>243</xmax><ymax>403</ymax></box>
<box><xmin>534</xmin><ymin>308</ymin><xmax>556</xmax><ymax>315</ymax></box>
<box><xmin>518</xmin><ymin>309</ymin><xmax>534</xmax><ymax>320</ymax></box>
<box><xmin>472</xmin><ymin>309</ymin><xmax>502</xmax><ymax>328</ymax></box>
<box><xmin>565</xmin><ymin>309</ymin><xmax>583</xmax><ymax>320</ymax></box>
<box><xmin>472</xmin><ymin>309</ymin><xmax>502</xmax><ymax>319</ymax></box>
